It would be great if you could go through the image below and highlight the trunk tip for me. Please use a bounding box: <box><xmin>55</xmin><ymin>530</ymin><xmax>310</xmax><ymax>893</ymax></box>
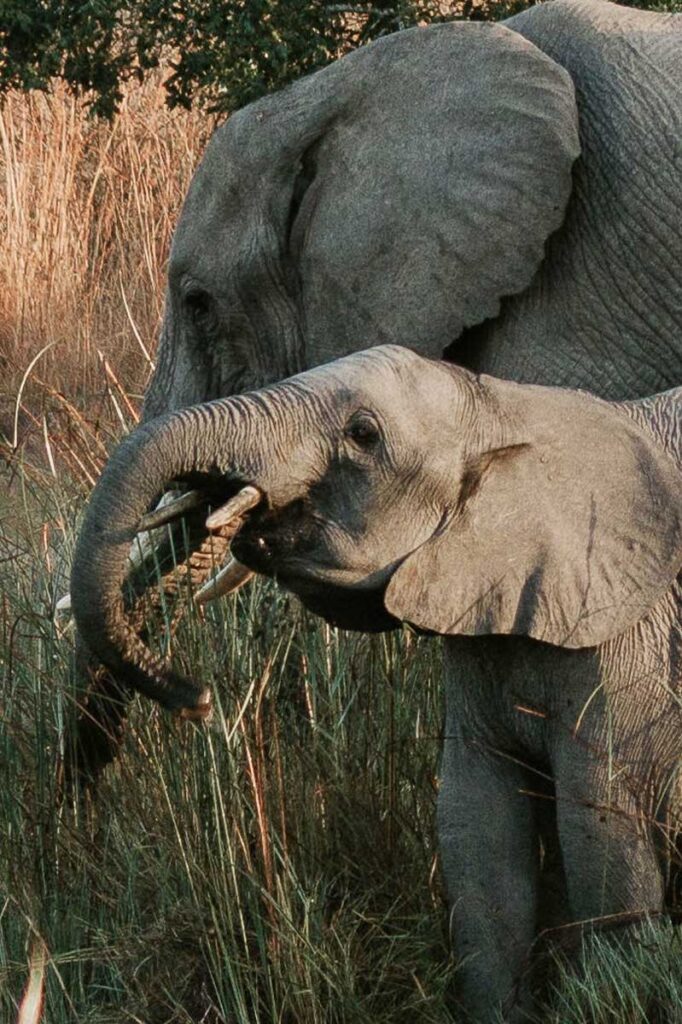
<box><xmin>176</xmin><ymin>687</ymin><xmax>213</xmax><ymax>722</ymax></box>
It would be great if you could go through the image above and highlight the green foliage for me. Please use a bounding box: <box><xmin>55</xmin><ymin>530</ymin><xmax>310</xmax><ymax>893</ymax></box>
<box><xmin>0</xmin><ymin>0</ymin><xmax>439</xmax><ymax>118</ymax></box>
<box><xmin>0</xmin><ymin>468</ymin><xmax>455</xmax><ymax>1021</ymax></box>
<box><xmin>545</xmin><ymin>923</ymin><xmax>682</xmax><ymax>1023</ymax></box>
<box><xmin>2</xmin><ymin>0</ymin><xmax>679</xmax><ymax>117</ymax></box>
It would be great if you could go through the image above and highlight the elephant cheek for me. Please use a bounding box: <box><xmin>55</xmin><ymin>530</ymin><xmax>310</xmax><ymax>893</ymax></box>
<box><xmin>144</xmin><ymin>326</ymin><xmax>216</xmax><ymax>421</ymax></box>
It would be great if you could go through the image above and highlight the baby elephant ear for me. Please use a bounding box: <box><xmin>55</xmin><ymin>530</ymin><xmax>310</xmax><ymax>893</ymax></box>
<box><xmin>385</xmin><ymin>380</ymin><xmax>682</xmax><ymax>648</ymax></box>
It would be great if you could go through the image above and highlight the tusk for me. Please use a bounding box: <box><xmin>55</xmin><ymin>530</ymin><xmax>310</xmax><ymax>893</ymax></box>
<box><xmin>137</xmin><ymin>489</ymin><xmax>204</xmax><ymax>532</ymax></box>
<box><xmin>194</xmin><ymin>557</ymin><xmax>254</xmax><ymax>604</ymax></box>
<box><xmin>206</xmin><ymin>485</ymin><xmax>262</xmax><ymax>529</ymax></box>
<box><xmin>130</xmin><ymin>490</ymin><xmax>181</xmax><ymax>570</ymax></box>
<box><xmin>55</xmin><ymin>592</ymin><xmax>76</xmax><ymax>637</ymax></box>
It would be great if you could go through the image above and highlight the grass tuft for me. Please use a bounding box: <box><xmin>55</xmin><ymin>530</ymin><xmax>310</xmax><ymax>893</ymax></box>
<box><xmin>0</xmin><ymin>472</ymin><xmax>453</xmax><ymax>1022</ymax></box>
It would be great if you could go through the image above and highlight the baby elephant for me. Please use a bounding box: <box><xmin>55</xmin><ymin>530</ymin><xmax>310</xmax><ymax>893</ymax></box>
<box><xmin>71</xmin><ymin>345</ymin><xmax>682</xmax><ymax>1021</ymax></box>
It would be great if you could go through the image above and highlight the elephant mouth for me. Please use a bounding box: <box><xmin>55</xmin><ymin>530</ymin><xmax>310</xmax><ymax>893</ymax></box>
<box><xmin>229</xmin><ymin>509</ymin><xmax>400</xmax><ymax>632</ymax></box>
<box><xmin>125</xmin><ymin>483</ymin><xmax>399</xmax><ymax>633</ymax></box>
<box><xmin>117</xmin><ymin>481</ymin><xmax>265</xmax><ymax>608</ymax></box>
<box><xmin>131</xmin><ymin>483</ymin><xmax>318</xmax><ymax>605</ymax></box>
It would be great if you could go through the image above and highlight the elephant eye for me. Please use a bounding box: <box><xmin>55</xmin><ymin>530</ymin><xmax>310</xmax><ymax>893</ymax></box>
<box><xmin>184</xmin><ymin>288</ymin><xmax>212</xmax><ymax>323</ymax></box>
<box><xmin>344</xmin><ymin>412</ymin><xmax>381</xmax><ymax>450</ymax></box>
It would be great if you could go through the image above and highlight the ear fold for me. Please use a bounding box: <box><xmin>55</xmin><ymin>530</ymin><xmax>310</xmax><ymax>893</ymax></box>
<box><xmin>291</xmin><ymin>21</ymin><xmax>580</xmax><ymax>363</ymax></box>
<box><xmin>385</xmin><ymin>378</ymin><xmax>682</xmax><ymax>648</ymax></box>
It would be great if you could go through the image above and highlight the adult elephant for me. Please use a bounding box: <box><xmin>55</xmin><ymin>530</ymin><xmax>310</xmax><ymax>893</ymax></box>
<box><xmin>144</xmin><ymin>0</ymin><xmax>682</xmax><ymax>423</ymax></box>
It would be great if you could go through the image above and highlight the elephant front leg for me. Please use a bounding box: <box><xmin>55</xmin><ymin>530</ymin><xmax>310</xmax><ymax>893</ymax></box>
<box><xmin>439</xmin><ymin>733</ymin><xmax>540</xmax><ymax>1022</ymax></box>
<box><xmin>554</xmin><ymin>760</ymin><xmax>664</xmax><ymax>924</ymax></box>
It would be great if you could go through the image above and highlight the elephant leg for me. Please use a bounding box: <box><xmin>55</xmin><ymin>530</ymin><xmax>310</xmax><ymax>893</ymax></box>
<box><xmin>554</xmin><ymin>757</ymin><xmax>664</xmax><ymax>924</ymax></box>
<box><xmin>438</xmin><ymin>733</ymin><xmax>540</xmax><ymax>1022</ymax></box>
<box><xmin>535</xmin><ymin>792</ymin><xmax>571</xmax><ymax>933</ymax></box>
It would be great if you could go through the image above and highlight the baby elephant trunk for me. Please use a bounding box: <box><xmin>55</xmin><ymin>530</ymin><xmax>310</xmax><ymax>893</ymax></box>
<box><xmin>70</xmin><ymin>397</ymin><xmax>269</xmax><ymax>716</ymax></box>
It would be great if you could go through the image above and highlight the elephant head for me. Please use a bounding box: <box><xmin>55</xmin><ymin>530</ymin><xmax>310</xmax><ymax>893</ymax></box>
<box><xmin>71</xmin><ymin>346</ymin><xmax>682</xmax><ymax>717</ymax></box>
<box><xmin>144</xmin><ymin>0</ymin><xmax>682</xmax><ymax>425</ymax></box>
<box><xmin>143</xmin><ymin>17</ymin><xmax>580</xmax><ymax>418</ymax></box>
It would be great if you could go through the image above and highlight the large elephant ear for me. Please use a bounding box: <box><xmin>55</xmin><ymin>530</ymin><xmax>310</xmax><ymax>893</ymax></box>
<box><xmin>292</xmin><ymin>22</ymin><xmax>580</xmax><ymax>363</ymax></box>
<box><xmin>385</xmin><ymin>378</ymin><xmax>682</xmax><ymax>648</ymax></box>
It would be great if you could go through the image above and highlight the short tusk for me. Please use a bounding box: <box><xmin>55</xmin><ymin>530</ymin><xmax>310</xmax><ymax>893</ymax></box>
<box><xmin>194</xmin><ymin>557</ymin><xmax>255</xmax><ymax>604</ymax></box>
<box><xmin>206</xmin><ymin>485</ymin><xmax>262</xmax><ymax>529</ymax></box>
<box><xmin>56</xmin><ymin>592</ymin><xmax>72</xmax><ymax>614</ymax></box>
<box><xmin>137</xmin><ymin>489</ymin><xmax>204</xmax><ymax>532</ymax></box>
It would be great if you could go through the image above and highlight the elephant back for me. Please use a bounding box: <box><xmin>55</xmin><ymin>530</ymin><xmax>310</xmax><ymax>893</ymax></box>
<box><xmin>459</xmin><ymin>0</ymin><xmax>682</xmax><ymax>400</ymax></box>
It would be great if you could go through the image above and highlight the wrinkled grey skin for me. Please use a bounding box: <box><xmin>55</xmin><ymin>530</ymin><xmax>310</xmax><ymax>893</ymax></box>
<box><xmin>144</xmin><ymin>0</ymin><xmax>682</xmax><ymax>424</ymax></box>
<box><xmin>71</xmin><ymin>345</ymin><xmax>682</xmax><ymax>1021</ymax></box>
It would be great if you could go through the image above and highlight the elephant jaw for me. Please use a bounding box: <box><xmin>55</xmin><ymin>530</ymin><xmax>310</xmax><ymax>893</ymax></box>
<box><xmin>204</xmin><ymin>489</ymin><xmax>401</xmax><ymax>632</ymax></box>
<box><xmin>162</xmin><ymin>484</ymin><xmax>398</xmax><ymax>632</ymax></box>
<box><xmin>227</xmin><ymin>517</ymin><xmax>401</xmax><ymax>633</ymax></box>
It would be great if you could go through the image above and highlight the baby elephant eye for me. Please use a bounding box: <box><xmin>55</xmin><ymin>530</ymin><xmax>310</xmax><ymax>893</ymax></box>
<box><xmin>344</xmin><ymin>412</ymin><xmax>381</xmax><ymax>449</ymax></box>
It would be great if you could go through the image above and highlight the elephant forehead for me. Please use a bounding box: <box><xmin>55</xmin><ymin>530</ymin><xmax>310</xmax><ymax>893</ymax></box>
<box><xmin>293</xmin><ymin>345</ymin><xmax>424</xmax><ymax>394</ymax></box>
<box><xmin>169</xmin><ymin>125</ymin><xmax>280</xmax><ymax>282</ymax></box>
<box><xmin>282</xmin><ymin>345</ymin><xmax>475</xmax><ymax>422</ymax></box>
<box><xmin>169</xmin><ymin>168</ymin><xmax>250</xmax><ymax>283</ymax></box>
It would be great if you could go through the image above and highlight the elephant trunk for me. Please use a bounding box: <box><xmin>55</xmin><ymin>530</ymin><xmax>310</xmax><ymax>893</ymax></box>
<box><xmin>70</xmin><ymin>397</ymin><xmax>266</xmax><ymax>716</ymax></box>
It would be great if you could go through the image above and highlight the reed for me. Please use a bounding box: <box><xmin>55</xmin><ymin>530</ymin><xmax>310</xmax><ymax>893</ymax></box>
<box><xmin>0</xmin><ymin>72</ymin><xmax>211</xmax><ymax>479</ymax></box>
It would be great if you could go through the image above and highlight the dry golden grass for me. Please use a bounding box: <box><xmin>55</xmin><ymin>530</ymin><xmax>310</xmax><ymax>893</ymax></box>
<box><xmin>0</xmin><ymin>72</ymin><xmax>214</xmax><ymax>484</ymax></box>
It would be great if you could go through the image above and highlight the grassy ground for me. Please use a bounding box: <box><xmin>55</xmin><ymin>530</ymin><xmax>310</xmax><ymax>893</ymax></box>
<box><xmin>5</xmin><ymin>474</ymin><xmax>682</xmax><ymax>1024</ymax></box>
<box><xmin>1</xmin><ymin>479</ymin><xmax>452</xmax><ymax>1022</ymax></box>
<box><xmin>2</xmin><ymin>65</ymin><xmax>682</xmax><ymax>1024</ymax></box>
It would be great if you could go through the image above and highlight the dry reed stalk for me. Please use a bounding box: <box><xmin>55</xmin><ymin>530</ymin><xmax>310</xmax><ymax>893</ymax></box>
<box><xmin>16</xmin><ymin>937</ymin><xmax>46</xmax><ymax>1024</ymax></box>
<box><xmin>0</xmin><ymin>71</ymin><xmax>215</xmax><ymax>455</ymax></box>
<box><xmin>240</xmin><ymin>659</ymin><xmax>277</xmax><ymax>897</ymax></box>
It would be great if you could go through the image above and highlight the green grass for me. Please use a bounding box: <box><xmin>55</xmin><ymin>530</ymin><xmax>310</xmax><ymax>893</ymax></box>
<box><xmin>1</xmin><ymin>467</ymin><xmax>454</xmax><ymax>1023</ymax></box>
<box><xmin>2</xmin><ymin>467</ymin><xmax>682</xmax><ymax>1023</ymax></box>
<box><xmin>545</xmin><ymin>922</ymin><xmax>682</xmax><ymax>1023</ymax></box>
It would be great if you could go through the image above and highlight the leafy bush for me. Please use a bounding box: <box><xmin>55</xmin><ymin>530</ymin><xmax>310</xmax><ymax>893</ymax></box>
<box><xmin>0</xmin><ymin>0</ymin><xmax>441</xmax><ymax>118</ymax></box>
<box><xmin>6</xmin><ymin>0</ymin><xmax>679</xmax><ymax>118</ymax></box>
<box><xmin>4</xmin><ymin>0</ymin><xmax>678</xmax><ymax>120</ymax></box>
